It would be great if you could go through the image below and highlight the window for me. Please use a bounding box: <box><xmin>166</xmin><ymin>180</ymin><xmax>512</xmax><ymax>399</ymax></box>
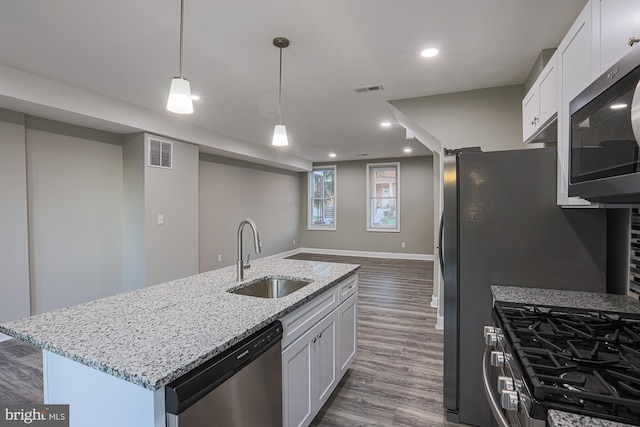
<box><xmin>308</xmin><ymin>165</ymin><xmax>336</xmax><ymax>230</ymax></box>
<box><xmin>367</xmin><ymin>162</ymin><xmax>400</xmax><ymax>232</ymax></box>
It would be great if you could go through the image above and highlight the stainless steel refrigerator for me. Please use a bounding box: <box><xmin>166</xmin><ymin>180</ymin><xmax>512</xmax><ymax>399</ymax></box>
<box><xmin>440</xmin><ymin>147</ymin><xmax>608</xmax><ymax>426</ymax></box>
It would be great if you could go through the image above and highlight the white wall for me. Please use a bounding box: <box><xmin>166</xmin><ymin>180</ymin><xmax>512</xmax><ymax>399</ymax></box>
<box><xmin>199</xmin><ymin>155</ymin><xmax>301</xmax><ymax>272</ymax></box>
<box><xmin>390</xmin><ymin>85</ymin><xmax>524</xmax><ymax>152</ymax></box>
<box><xmin>0</xmin><ymin>109</ymin><xmax>30</xmax><ymax>322</ymax></box>
<box><xmin>26</xmin><ymin>117</ymin><xmax>124</xmax><ymax>314</ymax></box>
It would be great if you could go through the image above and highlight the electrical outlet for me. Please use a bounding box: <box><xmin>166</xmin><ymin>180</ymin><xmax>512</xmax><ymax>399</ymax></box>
<box><xmin>401</xmin><ymin>242</ymin><xmax>406</xmax><ymax>248</ymax></box>
<box><xmin>217</xmin><ymin>254</ymin><xmax>222</xmax><ymax>262</ymax></box>
<box><xmin>157</xmin><ymin>214</ymin><xmax>164</xmax><ymax>225</ymax></box>
<box><xmin>293</xmin><ymin>239</ymin><xmax>296</xmax><ymax>245</ymax></box>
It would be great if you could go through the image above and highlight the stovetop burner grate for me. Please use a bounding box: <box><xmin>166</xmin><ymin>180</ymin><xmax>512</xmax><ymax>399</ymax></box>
<box><xmin>494</xmin><ymin>302</ymin><xmax>640</xmax><ymax>424</ymax></box>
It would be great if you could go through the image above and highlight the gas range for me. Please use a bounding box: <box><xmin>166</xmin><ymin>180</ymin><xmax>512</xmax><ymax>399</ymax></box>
<box><xmin>485</xmin><ymin>301</ymin><xmax>640</xmax><ymax>426</ymax></box>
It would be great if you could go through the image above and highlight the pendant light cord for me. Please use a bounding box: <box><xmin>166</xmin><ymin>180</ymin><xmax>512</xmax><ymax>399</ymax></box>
<box><xmin>278</xmin><ymin>47</ymin><xmax>283</xmax><ymax>125</ymax></box>
<box><xmin>179</xmin><ymin>0</ymin><xmax>184</xmax><ymax>77</ymax></box>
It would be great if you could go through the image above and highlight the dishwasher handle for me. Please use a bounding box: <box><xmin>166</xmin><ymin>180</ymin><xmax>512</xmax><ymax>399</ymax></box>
<box><xmin>165</xmin><ymin>321</ymin><xmax>283</xmax><ymax>415</ymax></box>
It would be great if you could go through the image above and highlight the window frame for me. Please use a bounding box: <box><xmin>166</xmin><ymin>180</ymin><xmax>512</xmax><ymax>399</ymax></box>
<box><xmin>308</xmin><ymin>165</ymin><xmax>337</xmax><ymax>231</ymax></box>
<box><xmin>366</xmin><ymin>162</ymin><xmax>400</xmax><ymax>232</ymax></box>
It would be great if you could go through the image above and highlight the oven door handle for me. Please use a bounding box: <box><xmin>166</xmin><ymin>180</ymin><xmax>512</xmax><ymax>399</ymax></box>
<box><xmin>482</xmin><ymin>347</ymin><xmax>511</xmax><ymax>427</ymax></box>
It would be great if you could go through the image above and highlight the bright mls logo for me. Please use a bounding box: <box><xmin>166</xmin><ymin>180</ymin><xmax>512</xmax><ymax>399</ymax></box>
<box><xmin>0</xmin><ymin>405</ymin><xmax>68</xmax><ymax>427</ymax></box>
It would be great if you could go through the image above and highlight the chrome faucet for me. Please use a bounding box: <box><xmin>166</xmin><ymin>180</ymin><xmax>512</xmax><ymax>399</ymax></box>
<box><xmin>237</xmin><ymin>219</ymin><xmax>262</xmax><ymax>281</ymax></box>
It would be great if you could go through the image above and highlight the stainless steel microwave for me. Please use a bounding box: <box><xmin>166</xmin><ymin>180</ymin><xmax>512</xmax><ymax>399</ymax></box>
<box><xmin>568</xmin><ymin>47</ymin><xmax>640</xmax><ymax>204</ymax></box>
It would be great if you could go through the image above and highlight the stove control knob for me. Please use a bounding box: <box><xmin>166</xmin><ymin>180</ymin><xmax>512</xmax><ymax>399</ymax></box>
<box><xmin>500</xmin><ymin>390</ymin><xmax>519</xmax><ymax>411</ymax></box>
<box><xmin>497</xmin><ymin>376</ymin><xmax>514</xmax><ymax>391</ymax></box>
<box><xmin>490</xmin><ymin>351</ymin><xmax>504</xmax><ymax>367</ymax></box>
<box><xmin>485</xmin><ymin>332</ymin><xmax>498</xmax><ymax>346</ymax></box>
<box><xmin>483</xmin><ymin>326</ymin><xmax>495</xmax><ymax>337</ymax></box>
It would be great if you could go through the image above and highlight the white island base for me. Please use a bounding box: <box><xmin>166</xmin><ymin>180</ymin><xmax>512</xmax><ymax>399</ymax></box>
<box><xmin>43</xmin><ymin>351</ymin><xmax>165</xmax><ymax>427</ymax></box>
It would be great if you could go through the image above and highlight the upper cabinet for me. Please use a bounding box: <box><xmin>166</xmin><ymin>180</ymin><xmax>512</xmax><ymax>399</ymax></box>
<box><xmin>556</xmin><ymin>2</ymin><xmax>598</xmax><ymax>206</ymax></box>
<box><xmin>522</xmin><ymin>52</ymin><xmax>557</xmax><ymax>143</ymax></box>
<box><xmin>596</xmin><ymin>0</ymin><xmax>640</xmax><ymax>73</ymax></box>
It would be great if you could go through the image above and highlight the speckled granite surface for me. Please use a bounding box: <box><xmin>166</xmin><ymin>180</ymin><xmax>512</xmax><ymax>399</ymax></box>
<box><xmin>548</xmin><ymin>409</ymin><xmax>636</xmax><ymax>427</ymax></box>
<box><xmin>491</xmin><ymin>285</ymin><xmax>640</xmax><ymax>314</ymax></box>
<box><xmin>0</xmin><ymin>258</ymin><xmax>359</xmax><ymax>391</ymax></box>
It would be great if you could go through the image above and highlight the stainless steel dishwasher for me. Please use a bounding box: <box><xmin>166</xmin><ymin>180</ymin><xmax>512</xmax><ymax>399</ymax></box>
<box><xmin>165</xmin><ymin>321</ymin><xmax>282</xmax><ymax>427</ymax></box>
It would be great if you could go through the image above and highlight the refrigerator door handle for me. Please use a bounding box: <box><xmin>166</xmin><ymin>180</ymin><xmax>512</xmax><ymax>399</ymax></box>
<box><xmin>438</xmin><ymin>211</ymin><xmax>445</xmax><ymax>277</ymax></box>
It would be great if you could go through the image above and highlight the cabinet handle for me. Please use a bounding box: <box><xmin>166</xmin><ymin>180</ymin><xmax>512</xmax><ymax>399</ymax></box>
<box><xmin>318</xmin><ymin>332</ymin><xmax>323</xmax><ymax>339</ymax></box>
<box><xmin>630</xmin><ymin>37</ymin><xmax>640</xmax><ymax>47</ymax></box>
<box><xmin>312</xmin><ymin>337</ymin><xmax>317</xmax><ymax>343</ymax></box>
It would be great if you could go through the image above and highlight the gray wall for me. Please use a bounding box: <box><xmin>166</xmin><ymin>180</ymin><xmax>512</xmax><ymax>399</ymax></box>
<box><xmin>390</xmin><ymin>85</ymin><xmax>524</xmax><ymax>152</ymax></box>
<box><xmin>0</xmin><ymin>109</ymin><xmax>30</xmax><ymax>322</ymax></box>
<box><xmin>26</xmin><ymin>117</ymin><xmax>125</xmax><ymax>314</ymax></box>
<box><xmin>144</xmin><ymin>135</ymin><xmax>199</xmax><ymax>286</ymax></box>
<box><xmin>122</xmin><ymin>134</ymin><xmax>145</xmax><ymax>291</ymax></box>
<box><xmin>199</xmin><ymin>155</ymin><xmax>301</xmax><ymax>272</ymax></box>
<box><xmin>299</xmin><ymin>156</ymin><xmax>434</xmax><ymax>255</ymax></box>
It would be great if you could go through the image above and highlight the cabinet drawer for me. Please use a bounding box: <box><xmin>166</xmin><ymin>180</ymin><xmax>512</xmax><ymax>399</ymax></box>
<box><xmin>338</xmin><ymin>275</ymin><xmax>357</xmax><ymax>303</ymax></box>
<box><xmin>280</xmin><ymin>286</ymin><xmax>339</xmax><ymax>349</ymax></box>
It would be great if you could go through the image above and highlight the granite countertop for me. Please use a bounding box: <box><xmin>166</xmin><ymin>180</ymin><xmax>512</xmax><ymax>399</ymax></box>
<box><xmin>548</xmin><ymin>409</ymin><xmax>635</xmax><ymax>427</ymax></box>
<box><xmin>491</xmin><ymin>285</ymin><xmax>640</xmax><ymax>314</ymax></box>
<box><xmin>0</xmin><ymin>258</ymin><xmax>359</xmax><ymax>391</ymax></box>
<box><xmin>492</xmin><ymin>285</ymin><xmax>640</xmax><ymax>427</ymax></box>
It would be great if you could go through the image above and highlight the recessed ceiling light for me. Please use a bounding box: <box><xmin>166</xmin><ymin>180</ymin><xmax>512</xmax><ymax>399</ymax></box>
<box><xmin>329</xmin><ymin>153</ymin><xmax>337</xmax><ymax>158</ymax></box>
<box><xmin>380</xmin><ymin>122</ymin><xmax>392</xmax><ymax>127</ymax></box>
<box><xmin>420</xmin><ymin>48</ymin><xmax>439</xmax><ymax>58</ymax></box>
<box><xmin>404</xmin><ymin>148</ymin><xmax>412</xmax><ymax>153</ymax></box>
<box><xmin>191</xmin><ymin>94</ymin><xmax>200</xmax><ymax>101</ymax></box>
<box><xmin>610</xmin><ymin>103</ymin><xmax>628</xmax><ymax>110</ymax></box>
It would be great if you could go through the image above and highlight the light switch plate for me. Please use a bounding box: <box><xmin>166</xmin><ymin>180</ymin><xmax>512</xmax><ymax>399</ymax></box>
<box><xmin>157</xmin><ymin>214</ymin><xmax>164</xmax><ymax>225</ymax></box>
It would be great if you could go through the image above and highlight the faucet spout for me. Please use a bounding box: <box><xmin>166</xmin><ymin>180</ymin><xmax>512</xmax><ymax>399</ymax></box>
<box><xmin>237</xmin><ymin>219</ymin><xmax>262</xmax><ymax>281</ymax></box>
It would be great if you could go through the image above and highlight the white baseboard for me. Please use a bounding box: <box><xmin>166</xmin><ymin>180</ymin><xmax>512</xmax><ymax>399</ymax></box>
<box><xmin>265</xmin><ymin>248</ymin><xmax>303</xmax><ymax>259</ymax></box>
<box><xmin>0</xmin><ymin>332</ymin><xmax>13</xmax><ymax>342</ymax></box>
<box><xmin>435</xmin><ymin>316</ymin><xmax>444</xmax><ymax>330</ymax></box>
<box><xmin>431</xmin><ymin>295</ymin><xmax>438</xmax><ymax>308</ymax></box>
<box><xmin>296</xmin><ymin>247</ymin><xmax>433</xmax><ymax>261</ymax></box>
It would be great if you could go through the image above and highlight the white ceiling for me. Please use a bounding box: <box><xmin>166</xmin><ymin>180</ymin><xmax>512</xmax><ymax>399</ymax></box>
<box><xmin>0</xmin><ymin>0</ymin><xmax>587</xmax><ymax>165</ymax></box>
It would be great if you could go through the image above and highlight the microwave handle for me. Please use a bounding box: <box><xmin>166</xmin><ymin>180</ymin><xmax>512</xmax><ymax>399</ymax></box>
<box><xmin>631</xmin><ymin>80</ymin><xmax>640</xmax><ymax>144</ymax></box>
<box><xmin>482</xmin><ymin>347</ymin><xmax>511</xmax><ymax>427</ymax></box>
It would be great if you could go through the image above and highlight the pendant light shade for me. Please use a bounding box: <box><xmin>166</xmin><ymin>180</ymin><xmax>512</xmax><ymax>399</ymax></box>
<box><xmin>272</xmin><ymin>37</ymin><xmax>290</xmax><ymax>146</ymax></box>
<box><xmin>272</xmin><ymin>124</ymin><xmax>288</xmax><ymax>146</ymax></box>
<box><xmin>167</xmin><ymin>77</ymin><xmax>193</xmax><ymax>114</ymax></box>
<box><xmin>167</xmin><ymin>0</ymin><xmax>194</xmax><ymax>114</ymax></box>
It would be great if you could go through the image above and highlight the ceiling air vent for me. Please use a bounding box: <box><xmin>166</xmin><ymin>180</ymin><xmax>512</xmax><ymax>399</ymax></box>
<box><xmin>354</xmin><ymin>85</ymin><xmax>383</xmax><ymax>94</ymax></box>
<box><xmin>148</xmin><ymin>138</ymin><xmax>173</xmax><ymax>169</ymax></box>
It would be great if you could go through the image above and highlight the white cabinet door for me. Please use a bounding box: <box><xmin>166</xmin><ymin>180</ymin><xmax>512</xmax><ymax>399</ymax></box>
<box><xmin>282</xmin><ymin>327</ymin><xmax>314</xmax><ymax>427</ymax></box>
<box><xmin>522</xmin><ymin>89</ymin><xmax>539</xmax><ymax>142</ymax></box>
<box><xmin>557</xmin><ymin>2</ymin><xmax>596</xmax><ymax>206</ymax></box>
<box><xmin>598</xmin><ymin>0</ymin><xmax>640</xmax><ymax>72</ymax></box>
<box><xmin>314</xmin><ymin>313</ymin><xmax>338</xmax><ymax>408</ymax></box>
<box><xmin>338</xmin><ymin>293</ymin><xmax>357</xmax><ymax>377</ymax></box>
<box><xmin>538</xmin><ymin>60</ymin><xmax>558</xmax><ymax>126</ymax></box>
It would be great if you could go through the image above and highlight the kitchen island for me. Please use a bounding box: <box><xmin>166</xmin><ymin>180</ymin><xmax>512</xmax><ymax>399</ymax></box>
<box><xmin>491</xmin><ymin>285</ymin><xmax>640</xmax><ymax>427</ymax></box>
<box><xmin>0</xmin><ymin>258</ymin><xmax>359</xmax><ymax>427</ymax></box>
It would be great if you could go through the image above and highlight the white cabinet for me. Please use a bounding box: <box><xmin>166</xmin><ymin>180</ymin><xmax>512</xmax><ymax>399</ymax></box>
<box><xmin>282</xmin><ymin>312</ymin><xmax>337</xmax><ymax>427</ymax></box>
<box><xmin>281</xmin><ymin>274</ymin><xmax>358</xmax><ymax>427</ymax></box>
<box><xmin>338</xmin><ymin>293</ymin><xmax>357</xmax><ymax>377</ymax></box>
<box><xmin>522</xmin><ymin>53</ymin><xmax>558</xmax><ymax>143</ymax></box>
<box><xmin>557</xmin><ymin>2</ymin><xmax>598</xmax><ymax>206</ymax></box>
<box><xmin>596</xmin><ymin>0</ymin><xmax>640</xmax><ymax>73</ymax></box>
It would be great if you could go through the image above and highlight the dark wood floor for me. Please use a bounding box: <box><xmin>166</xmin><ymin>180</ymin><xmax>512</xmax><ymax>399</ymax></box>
<box><xmin>289</xmin><ymin>254</ymin><xmax>462</xmax><ymax>427</ymax></box>
<box><xmin>0</xmin><ymin>254</ymin><xmax>460</xmax><ymax>427</ymax></box>
<box><xmin>0</xmin><ymin>337</ymin><xmax>43</xmax><ymax>404</ymax></box>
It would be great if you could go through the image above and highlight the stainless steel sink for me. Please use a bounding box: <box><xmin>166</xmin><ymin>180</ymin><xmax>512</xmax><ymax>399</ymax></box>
<box><xmin>230</xmin><ymin>277</ymin><xmax>312</xmax><ymax>298</ymax></box>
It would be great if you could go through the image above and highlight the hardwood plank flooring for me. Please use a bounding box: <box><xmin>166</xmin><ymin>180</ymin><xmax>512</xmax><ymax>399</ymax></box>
<box><xmin>0</xmin><ymin>338</ymin><xmax>43</xmax><ymax>404</ymax></box>
<box><xmin>288</xmin><ymin>253</ymin><xmax>462</xmax><ymax>427</ymax></box>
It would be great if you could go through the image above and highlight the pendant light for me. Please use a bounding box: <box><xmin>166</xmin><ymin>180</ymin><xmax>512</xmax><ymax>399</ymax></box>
<box><xmin>272</xmin><ymin>37</ymin><xmax>290</xmax><ymax>146</ymax></box>
<box><xmin>166</xmin><ymin>0</ymin><xmax>194</xmax><ymax>114</ymax></box>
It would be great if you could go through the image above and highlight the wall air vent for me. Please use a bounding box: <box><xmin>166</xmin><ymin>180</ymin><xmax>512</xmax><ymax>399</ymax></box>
<box><xmin>148</xmin><ymin>138</ymin><xmax>172</xmax><ymax>169</ymax></box>
<box><xmin>354</xmin><ymin>85</ymin><xmax>383</xmax><ymax>94</ymax></box>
